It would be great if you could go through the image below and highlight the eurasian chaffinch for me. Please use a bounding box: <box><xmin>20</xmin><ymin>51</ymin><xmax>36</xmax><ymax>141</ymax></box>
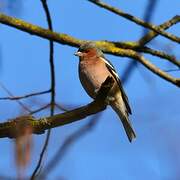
<box><xmin>74</xmin><ymin>42</ymin><xmax>136</xmax><ymax>142</ymax></box>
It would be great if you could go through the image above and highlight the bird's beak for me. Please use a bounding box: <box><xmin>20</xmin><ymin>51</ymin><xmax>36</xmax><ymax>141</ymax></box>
<box><xmin>74</xmin><ymin>51</ymin><xmax>83</xmax><ymax>57</ymax></box>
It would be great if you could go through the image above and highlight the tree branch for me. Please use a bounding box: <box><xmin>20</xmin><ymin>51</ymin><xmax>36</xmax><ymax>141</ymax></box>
<box><xmin>112</xmin><ymin>42</ymin><xmax>180</xmax><ymax>67</ymax></box>
<box><xmin>95</xmin><ymin>42</ymin><xmax>180</xmax><ymax>87</ymax></box>
<box><xmin>31</xmin><ymin>1</ymin><xmax>55</xmax><ymax>179</ymax></box>
<box><xmin>39</xmin><ymin>113</ymin><xmax>102</xmax><ymax>179</ymax></box>
<box><xmin>138</xmin><ymin>15</ymin><xmax>180</xmax><ymax>45</ymax></box>
<box><xmin>0</xmin><ymin>90</ymin><xmax>51</xmax><ymax>100</ymax></box>
<box><xmin>1</xmin><ymin>13</ymin><xmax>179</xmax><ymax>50</ymax></box>
<box><xmin>30</xmin><ymin>104</ymin><xmax>50</xmax><ymax>115</ymax></box>
<box><xmin>0</xmin><ymin>82</ymin><xmax>32</xmax><ymax>113</ymax></box>
<box><xmin>0</xmin><ymin>13</ymin><xmax>82</xmax><ymax>47</ymax></box>
<box><xmin>0</xmin><ymin>13</ymin><xmax>179</xmax><ymax>87</ymax></box>
<box><xmin>131</xmin><ymin>53</ymin><xmax>180</xmax><ymax>87</ymax></box>
<box><xmin>88</xmin><ymin>0</ymin><xmax>180</xmax><ymax>43</ymax></box>
<box><xmin>136</xmin><ymin>47</ymin><xmax>180</xmax><ymax>67</ymax></box>
<box><xmin>0</xmin><ymin>77</ymin><xmax>114</xmax><ymax>139</ymax></box>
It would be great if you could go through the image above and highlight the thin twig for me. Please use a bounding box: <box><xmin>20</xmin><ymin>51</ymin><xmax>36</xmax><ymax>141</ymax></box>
<box><xmin>55</xmin><ymin>103</ymin><xmax>69</xmax><ymax>112</ymax></box>
<box><xmin>88</xmin><ymin>0</ymin><xmax>180</xmax><ymax>43</ymax></box>
<box><xmin>0</xmin><ymin>89</ymin><xmax>51</xmax><ymax>100</ymax></box>
<box><xmin>0</xmin><ymin>175</ymin><xmax>16</xmax><ymax>180</ymax></box>
<box><xmin>164</xmin><ymin>68</ymin><xmax>180</xmax><ymax>72</ymax></box>
<box><xmin>31</xmin><ymin>0</ymin><xmax>55</xmax><ymax>179</ymax></box>
<box><xmin>0</xmin><ymin>82</ymin><xmax>31</xmax><ymax>113</ymax></box>
<box><xmin>39</xmin><ymin>113</ymin><xmax>102</xmax><ymax>179</ymax></box>
<box><xmin>29</xmin><ymin>104</ymin><xmax>50</xmax><ymax>115</ymax></box>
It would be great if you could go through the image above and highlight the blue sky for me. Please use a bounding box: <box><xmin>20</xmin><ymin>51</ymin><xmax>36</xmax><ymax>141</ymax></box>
<box><xmin>0</xmin><ymin>0</ymin><xmax>180</xmax><ymax>179</ymax></box>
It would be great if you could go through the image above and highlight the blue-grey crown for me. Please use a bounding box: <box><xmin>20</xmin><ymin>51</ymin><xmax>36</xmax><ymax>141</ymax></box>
<box><xmin>78</xmin><ymin>42</ymin><xmax>103</xmax><ymax>57</ymax></box>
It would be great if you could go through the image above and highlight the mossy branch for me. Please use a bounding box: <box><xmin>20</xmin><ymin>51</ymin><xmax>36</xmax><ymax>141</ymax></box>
<box><xmin>0</xmin><ymin>13</ymin><xmax>179</xmax><ymax>65</ymax></box>
<box><xmin>88</xmin><ymin>0</ymin><xmax>180</xmax><ymax>43</ymax></box>
<box><xmin>0</xmin><ymin>13</ymin><xmax>179</xmax><ymax>87</ymax></box>
<box><xmin>0</xmin><ymin>77</ymin><xmax>114</xmax><ymax>139</ymax></box>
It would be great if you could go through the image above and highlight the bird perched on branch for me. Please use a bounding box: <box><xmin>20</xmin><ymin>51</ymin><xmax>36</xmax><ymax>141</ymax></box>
<box><xmin>74</xmin><ymin>42</ymin><xmax>136</xmax><ymax>142</ymax></box>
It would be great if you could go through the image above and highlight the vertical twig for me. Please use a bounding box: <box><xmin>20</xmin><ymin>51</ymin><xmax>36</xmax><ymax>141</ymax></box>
<box><xmin>39</xmin><ymin>113</ymin><xmax>102</xmax><ymax>179</ymax></box>
<box><xmin>31</xmin><ymin>0</ymin><xmax>55</xmax><ymax>179</ymax></box>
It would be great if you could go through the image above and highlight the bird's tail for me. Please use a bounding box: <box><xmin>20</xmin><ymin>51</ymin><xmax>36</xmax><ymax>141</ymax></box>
<box><xmin>111</xmin><ymin>103</ymin><xmax>136</xmax><ymax>142</ymax></box>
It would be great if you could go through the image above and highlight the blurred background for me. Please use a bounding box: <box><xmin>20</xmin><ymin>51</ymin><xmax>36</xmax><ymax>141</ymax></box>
<box><xmin>0</xmin><ymin>0</ymin><xmax>179</xmax><ymax>179</ymax></box>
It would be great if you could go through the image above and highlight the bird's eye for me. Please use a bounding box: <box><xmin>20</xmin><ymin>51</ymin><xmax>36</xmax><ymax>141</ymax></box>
<box><xmin>83</xmin><ymin>49</ymin><xmax>89</xmax><ymax>53</ymax></box>
<box><xmin>78</xmin><ymin>48</ymin><xmax>90</xmax><ymax>53</ymax></box>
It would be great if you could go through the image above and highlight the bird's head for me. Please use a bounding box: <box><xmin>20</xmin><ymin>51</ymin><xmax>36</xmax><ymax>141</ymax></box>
<box><xmin>74</xmin><ymin>42</ymin><xmax>103</xmax><ymax>60</ymax></box>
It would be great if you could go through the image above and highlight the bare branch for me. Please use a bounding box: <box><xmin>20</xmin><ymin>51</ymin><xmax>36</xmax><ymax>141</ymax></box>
<box><xmin>0</xmin><ymin>90</ymin><xmax>51</xmax><ymax>100</ymax></box>
<box><xmin>0</xmin><ymin>77</ymin><xmax>114</xmax><ymax>138</ymax></box>
<box><xmin>0</xmin><ymin>13</ymin><xmax>178</xmax><ymax>49</ymax></box>
<box><xmin>40</xmin><ymin>0</ymin><xmax>56</xmax><ymax>114</ymax></box>
<box><xmin>31</xmin><ymin>0</ymin><xmax>55</xmax><ymax>179</ymax></box>
<box><xmin>0</xmin><ymin>13</ymin><xmax>178</xmax><ymax>56</ymax></box>
<box><xmin>164</xmin><ymin>68</ymin><xmax>180</xmax><ymax>72</ymax></box>
<box><xmin>138</xmin><ymin>15</ymin><xmax>180</xmax><ymax>45</ymax></box>
<box><xmin>0</xmin><ymin>82</ymin><xmax>31</xmax><ymax>113</ymax></box>
<box><xmin>131</xmin><ymin>53</ymin><xmax>180</xmax><ymax>87</ymax></box>
<box><xmin>95</xmin><ymin>42</ymin><xmax>180</xmax><ymax>87</ymax></box>
<box><xmin>0</xmin><ymin>13</ymin><xmax>82</xmax><ymax>47</ymax></box>
<box><xmin>113</xmin><ymin>42</ymin><xmax>180</xmax><ymax>68</ymax></box>
<box><xmin>88</xmin><ymin>0</ymin><xmax>180</xmax><ymax>43</ymax></box>
<box><xmin>137</xmin><ymin>47</ymin><xmax>180</xmax><ymax>67</ymax></box>
<box><xmin>0</xmin><ymin>13</ymin><xmax>179</xmax><ymax>87</ymax></box>
<box><xmin>30</xmin><ymin>104</ymin><xmax>50</xmax><ymax>115</ymax></box>
<box><xmin>40</xmin><ymin>113</ymin><xmax>102</xmax><ymax>179</ymax></box>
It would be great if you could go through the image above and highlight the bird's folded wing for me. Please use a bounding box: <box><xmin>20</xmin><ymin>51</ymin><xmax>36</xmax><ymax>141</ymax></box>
<box><xmin>100</xmin><ymin>57</ymin><xmax>132</xmax><ymax>114</ymax></box>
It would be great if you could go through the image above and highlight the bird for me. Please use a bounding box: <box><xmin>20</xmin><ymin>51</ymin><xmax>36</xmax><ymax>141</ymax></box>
<box><xmin>74</xmin><ymin>42</ymin><xmax>136</xmax><ymax>142</ymax></box>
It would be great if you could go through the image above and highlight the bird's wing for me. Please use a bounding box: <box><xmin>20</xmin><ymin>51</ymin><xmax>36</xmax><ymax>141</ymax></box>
<box><xmin>100</xmin><ymin>57</ymin><xmax>132</xmax><ymax>114</ymax></box>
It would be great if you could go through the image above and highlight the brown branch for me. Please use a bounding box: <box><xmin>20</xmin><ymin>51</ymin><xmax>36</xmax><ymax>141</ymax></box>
<box><xmin>1</xmin><ymin>13</ymin><xmax>178</xmax><ymax>49</ymax></box>
<box><xmin>95</xmin><ymin>43</ymin><xmax>180</xmax><ymax>87</ymax></box>
<box><xmin>0</xmin><ymin>77</ymin><xmax>114</xmax><ymax>139</ymax></box>
<box><xmin>131</xmin><ymin>53</ymin><xmax>180</xmax><ymax>87</ymax></box>
<box><xmin>0</xmin><ymin>13</ymin><xmax>178</xmax><ymax>61</ymax></box>
<box><xmin>0</xmin><ymin>13</ymin><xmax>178</xmax><ymax>57</ymax></box>
<box><xmin>88</xmin><ymin>0</ymin><xmax>180</xmax><ymax>43</ymax></box>
<box><xmin>136</xmin><ymin>47</ymin><xmax>180</xmax><ymax>67</ymax></box>
<box><xmin>0</xmin><ymin>90</ymin><xmax>51</xmax><ymax>100</ymax></box>
<box><xmin>138</xmin><ymin>15</ymin><xmax>180</xmax><ymax>45</ymax></box>
<box><xmin>0</xmin><ymin>13</ymin><xmax>82</xmax><ymax>47</ymax></box>
<box><xmin>0</xmin><ymin>13</ymin><xmax>179</xmax><ymax>87</ymax></box>
<box><xmin>113</xmin><ymin>42</ymin><xmax>180</xmax><ymax>67</ymax></box>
